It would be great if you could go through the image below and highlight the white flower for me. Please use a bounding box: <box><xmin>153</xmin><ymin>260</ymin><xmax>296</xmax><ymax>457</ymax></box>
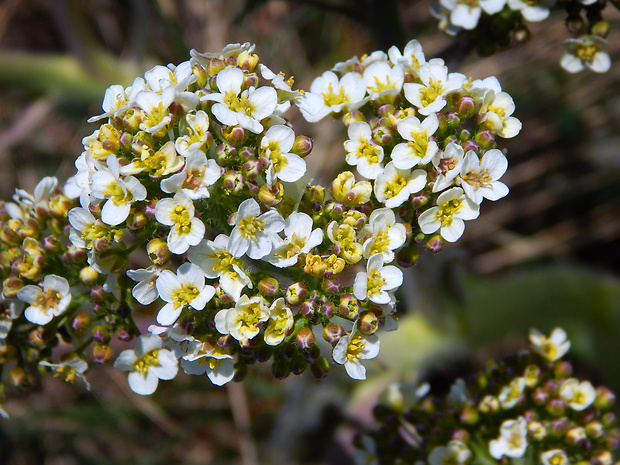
<box><xmin>260</xmin><ymin>125</ymin><xmax>306</xmax><ymax>187</ymax></box>
<box><xmin>181</xmin><ymin>343</ymin><xmax>235</xmax><ymax>386</ymax></box>
<box><xmin>13</xmin><ymin>176</ymin><xmax>58</xmax><ymax>212</ymax></box>
<box><xmin>457</xmin><ymin>149</ymin><xmax>509</xmax><ymax>203</ymax></box>
<box><xmin>508</xmin><ymin>0</ymin><xmax>554</xmax><ymax>22</ymax></box>
<box><xmin>127</xmin><ymin>266</ymin><xmax>163</xmax><ymax>305</ymax></box>
<box><xmin>40</xmin><ymin>357</ymin><xmax>91</xmax><ymax>390</ymax></box>
<box><xmin>188</xmin><ymin>235</ymin><xmax>251</xmax><ymax>302</ymax></box>
<box><xmin>154</xmin><ymin>192</ymin><xmax>205</xmax><ymax>255</ymax></box>
<box><xmin>90</xmin><ymin>155</ymin><xmax>147</xmax><ymax>226</ymax></box>
<box><xmin>87</xmin><ymin>77</ymin><xmax>146</xmax><ymax>122</ymax></box>
<box><xmin>489</xmin><ymin>417</ymin><xmax>528</xmax><ymax>459</ymax></box>
<box><xmin>174</xmin><ymin>110</ymin><xmax>211</xmax><ymax>157</ymax></box>
<box><xmin>296</xmin><ymin>71</ymin><xmax>367</xmax><ymax>122</ymax></box>
<box><xmin>214</xmin><ymin>294</ymin><xmax>270</xmax><ymax>341</ymax></box>
<box><xmin>559</xmin><ymin>378</ymin><xmax>596</xmax><ymax>411</ymax></box>
<box><xmin>228</xmin><ymin>198</ymin><xmax>284</xmax><ymax>260</ymax></box>
<box><xmin>0</xmin><ymin>300</ymin><xmax>23</xmax><ymax>345</ymax></box>
<box><xmin>388</xmin><ymin>39</ymin><xmax>428</xmax><ymax>74</ymax></box>
<box><xmin>478</xmin><ymin>80</ymin><xmax>522</xmax><ymax>138</ymax></box>
<box><xmin>561</xmin><ymin>36</ymin><xmax>611</xmax><ymax>74</ymax></box>
<box><xmin>202</xmin><ymin>67</ymin><xmax>277</xmax><ymax>133</ymax></box>
<box><xmin>404</xmin><ymin>62</ymin><xmax>466</xmax><ymax>115</ymax></box>
<box><xmin>540</xmin><ymin>449</ymin><xmax>569</xmax><ymax>465</ymax></box>
<box><xmin>374</xmin><ymin>162</ymin><xmax>427</xmax><ymax>208</ymax></box>
<box><xmin>144</xmin><ymin>61</ymin><xmax>195</xmax><ymax>93</ymax></box>
<box><xmin>160</xmin><ymin>149</ymin><xmax>221</xmax><ymax>200</ymax></box>
<box><xmin>353</xmin><ymin>253</ymin><xmax>403</xmax><ymax>304</ymax></box>
<box><xmin>440</xmin><ymin>0</ymin><xmax>506</xmax><ymax>29</ymax></box>
<box><xmin>17</xmin><ymin>275</ymin><xmax>71</xmax><ymax>325</ymax></box>
<box><xmin>529</xmin><ymin>327</ymin><xmax>570</xmax><ymax>361</ymax></box>
<box><xmin>67</xmin><ymin>207</ymin><xmax>124</xmax><ymax>250</ymax></box>
<box><xmin>360</xmin><ymin>208</ymin><xmax>407</xmax><ymax>262</ymax></box>
<box><xmin>333</xmin><ymin>329</ymin><xmax>380</xmax><ymax>380</ymax></box>
<box><xmin>134</xmin><ymin>87</ymin><xmax>176</xmax><ymax>135</ymax></box>
<box><xmin>428</xmin><ymin>440</ymin><xmax>471</xmax><ymax>465</ymax></box>
<box><xmin>418</xmin><ymin>187</ymin><xmax>479</xmax><ymax>242</ymax></box>
<box><xmin>498</xmin><ymin>377</ymin><xmax>526</xmax><ymax>409</ymax></box>
<box><xmin>155</xmin><ymin>262</ymin><xmax>215</xmax><ymax>326</ymax></box>
<box><xmin>263</xmin><ymin>297</ymin><xmax>294</xmax><ymax>346</ymax></box>
<box><xmin>113</xmin><ymin>334</ymin><xmax>178</xmax><ymax>395</ymax></box>
<box><xmin>344</xmin><ymin>121</ymin><xmax>385</xmax><ymax>179</ymax></box>
<box><xmin>265</xmin><ymin>212</ymin><xmax>323</xmax><ymax>268</ymax></box>
<box><xmin>363</xmin><ymin>61</ymin><xmax>405</xmax><ymax>101</ymax></box>
<box><xmin>392</xmin><ymin>114</ymin><xmax>439</xmax><ymax>169</ymax></box>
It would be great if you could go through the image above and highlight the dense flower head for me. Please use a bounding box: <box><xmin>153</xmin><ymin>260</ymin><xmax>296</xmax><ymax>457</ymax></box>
<box><xmin>0</xmin><ymin>40</ymin><xmax>517</xmax><ymax>401</ymax></box>
<box><xmin>355</xmin><ymin>328</ymin><xmax>620</xmax><ymax>465</ymax></box>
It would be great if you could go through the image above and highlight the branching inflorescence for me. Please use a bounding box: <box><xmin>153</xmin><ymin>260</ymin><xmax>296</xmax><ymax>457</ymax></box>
<box><xmin>356</xmin><ymin>328</ymin><xmax>619</xmax><ymax>465</ymax></box>
<box><xmin>0</xmin><ymin>40</ymin><xmax>519</xmax><ymax>404</ymax></box>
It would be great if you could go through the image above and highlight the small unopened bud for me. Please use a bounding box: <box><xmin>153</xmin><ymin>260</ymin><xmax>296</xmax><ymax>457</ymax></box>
<box><xmin>92</xmin><ymin>325</ymin><xmax>109</xmax><ymax>344</ymax></box>
<box><xmin>304</xmin><ymin>185</ymin><xmax>325</xmax><ymax>205</ymax></box>
<box><xmin>296</xmin><ymin>327</ymin><xmax>315</xmax><ymax>350</ymax></box>
<box><xmin>461</xmin><ymin>140</ymin><xmax>479</xmax><ymax>154</ymax></box>
<box><xmin>243</xmin><ymin>74</ymin><xmax>258</xmax><ymax>89</ymax></box>
<box><xmin>343</xmin><ymin>110</ymin><xmax>365</xmax><ymax>127</ymax></box>
<box><xmin>358</xmin><ymin>311</ymin><xmax>379</xmax><ymax>335</ymax></box>
<box><xmin>300</xmin><ymin>299</ymin><xmax>317</xmax><ymax>317</ymax></box>
<box><xmin>292</xmin><ymin>135</ymin><xmax>313</xmax><ymax>157</ymax></box>
<box><xmin>241</xmin><ymin>158</ymin><xmax>262</xmax><ymax>180</ymax></box>
<box><xmin>310</xmin><ymin>356</ymin><xmax>330</xmax><ymax>379</ymax></box>
<box><xmin>146</xmin><ymin>238</ymin><xmax>170</xmax><ymax>265</ymax></box>
<box><xmin>321</xmin><ymin>278</ymin><xmax>341</xmax><ymax>295</ymax></box>
<box><xmin>338</xmin><ymin>294</ymin><xmax>360</xmax><ymax>320</ymax></box>
<box><xmin>290</xmin><ymin>357</ymin><xmax>307</xmax><ymax>375</ymax></box>
<box><xmin>554</xmin><ymin>360</ymin><xmax>572</xmax><ymax>378</ymax></box>
<box><xmin>514</xmin><ymin>26</ymin><xmax>530</xmax><ymax>42</ymax></box>
<box><xmin>532</xmin><ymin>387</ymin><xmax>549</xmax><ymax>405</ymax></box>
<box><xmin>410</xmin><ymin>191</ymin><xmax>430</xmax><ymax>208</ymax></box>
<box><xmin>591</xmin><ymin>450</ymin><xmax>612</xmax><ymax>465</ymax></box>
<box><xmin>565</xmin><ymin>426</ymin><xmax>587</xmax><ymax>446</ymax></box>
<box><xmin>455</xmin><ymin>95</ymin><xmax>477</xmax><ymax>119</ymax></box>
<box><xmin>258</xmin><ymin>182</ymin><xmax>284</xmax><ymax>206</ymax></box>
<box><xmin>549</xmin><ymin>417</ymin><xmax>569</xmax><ymax>436</ymax></box>
<box><xmin>116</xmin><ymin>324</ymin><xmax>134</xmax><ymax>342</ymax></box>
<box><xmin>591</xmin><ymin>20</ymin><xmax>610</xmax><ymax>38</ymax></box>
<box><xmin>478</xmin><ymin>395</ymin><xmax>500</xmax><ymax>413</ymax></box>
<box><xmin>79</xmin><ymin>266</ymin><xmax>99</xmax><ymax>285</ymax></box>
<box><xmin>258</xmin><ymin>277</ymin><xmax>279</xmax><ymax>296</ymax></box>
<box><xmin>595</xmin><ymin>386</ymin><xmax>615</xmax><ymax>410</ymax></box>
<box><xmin>71</xmin><ymin>312</ymin><xmax>91</xmax><ymax>333</ymax></box>
<box><xmin>271</xmin><ymin>360</ymin><xmax>290</xmax><ymax>380</ymax></box>
<box><xmin>566</xmin><ymin>15</ymin><xmax>586</xmax><ymax>35</ymax></box>
<box><xmin>585</xmin><ymin>421</ymin><xmax>604</xmax><ymax>439</ymax></box>
<box><xmin>425</xmin><ymin>234</ymin><xmax>444</xmax><ymax>253</ymax></box>
<box><xmin>475</xmin><ymin>130</ymin><xmax>495</xmax><ymax>150</ymax></box>
<box><xmin>92</xmin><ymin>344</ymin><xmax>113</xmax><ymax>364</ymax></box>
<box><xmin>322</xmin><ymin>322</ymin><xmax>345</xmax><ymax>344</ymax></box>
<box><xmin>547</xmin><ymin>398</ymin><xmax>566</xmax><ymax>417</ymax></box>
<box><xmin>286</xmin><ymin>282</ymin><xmax>308</xmax><ymax>306</ymax></box>
<box><xmin>254</xmin><ymin>344</ymin><xmax>273</xmax><ymax>363</ymax></box>
<box><xmin>8</xmin><ymin>367</ymin><xmax>27</xmax><ymax>388</ymax></box>
<box><xmin>192</xmin><ymin>63</ymin><xmax>208</xmax><ymax>87</ymax></box>
<box><xmin>2</xmin><ymin>277</ymin><xmax>23</xmax><ymax>298</ymax></box>
<box><xmin>528</xmin><ymin>421</ymin><xmax>547</xmax><ymax>441</ymax></box>
<box><xmin>223</xmin><ymin>170</ymin><xmax>246</xmax><ymax>195</ymax></box>
<box><xmin>207</xmin><ymin>58</ymin><xmax>225</xmax><ymax>77</ymax></box>
<box><xmin>397</xmin><ymin>245</ymin><xmax>419</xmax><ymax>268</ymax></box>
<box><xmin>319</xmin><ymin>300</ymin><xmax>335</xmax><ymax>318</ymax></box>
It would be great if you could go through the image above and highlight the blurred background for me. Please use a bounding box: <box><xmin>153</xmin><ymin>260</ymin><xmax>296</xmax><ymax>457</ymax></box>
<box><xmin>1</xmin><ymin>0</ymin><xmax>620</xmax><ymax>463</ymax></box>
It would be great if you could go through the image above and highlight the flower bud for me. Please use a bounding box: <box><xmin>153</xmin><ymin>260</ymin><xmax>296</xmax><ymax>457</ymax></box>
<box><xmin>304</xmin><ymin>185</ymin><xmax>325</xmax><ymax>205</ymax></box>
<box><xmin>343</xmin><ymin>110</ymin><xmax>365</xmax><ymax>127</ymax></box>
<box><xmin>116</xmin><ymin>324</ymin><xmax>134</xmax><ymax>342</ymax></box>
<box><xmin>271</xmin><ymin>360</ymin><xmax>290</xmax><ymax>380</ymax></box>
<box><xmin>461</xmin><ymin>140</ymin><xmax>479</xmax><ymax>154</ymax></box>
<box><xmin>241</xmin><ymin>158</ymin><xmax>262</xmax><ymax>180</ymax></box>
<box><xmin>207</xmin><ymin>58</ymin><xmax>226</xmax><ymax>77</ymax></box>
<box><xmin>216</xmin><ymin>143</ymin><xmax>237</xmax><ymax>164</ymax></box>
<box><xmin>425</xmin><ymin>234</ymin><xmax>444</xmax><ymax>253</ymax></box>
<box><xmin>286</xmin><ymin>282</ymin><xmax>308</xmax><ymax>306</ymax></box>
<box><xmin>595</xmin><ymin>386</ymin><xmax>615</xmax><ymax>410</ymax></box>
<box><xmin>92</xmin><ymin>325</ymin><xmax>110</xmax><ymax>344</ymax></box>
<box><xmin>591</xmin><ymin>20</ymin><xmax>610</xmax><ymax>38</ymax></box>
<box><xmin>372</xmin><ymin>124</ymin><xmax>393</xmax><ymax>146</ymax></box>
<box><xmin>550</xmin><ymin>417</ymin><xmax>569</xmax><ymax>436</ymax></box>
<box><xmin>455</xmin><ymin>95</ymin><xmax>477</xmax><ymax>119</ymax></box>
<box><xmin>319</xmin><ymin>299</ymin><xmax>335</xmax><ymax>318</ymax></box>
<box><xmin>478</xmin><ymin>395</ymin><xmax>500</xmax><ymax>413</ymax></box>
<box><xmin>223</xmin><ymin>170</ymin><xmax>246</xmax><ymax>195</ymax></box>
<box><xmin>358</xmin><ymin>311</ymin><xmax>379</xmax><ymax>336</ymax></box>
<box><xmin>192</xmin><ymin>63</ymin><xmax>208</xmax><ymax>88</ymax></box>
<box><xmin>258</xmin><ymin>277</ymin><xmax>279</xmax><ymax>296</ymax></box>
<box><xmin>397</xmin><ymin>245</ymin><xmax>419</xmax><ymax>268</ymax></box>
<box><xmin>290</xmin><ymin>356</ymin><xmax>307</xmax><ymax>375</ymax></box>
<box><xmin>292</xmin><ymin>135</ymin><xmax>313</xmax><ymax>157</ymax></box>
<box><xmin>410</xmin><ymin>191</ymin><xmax>430</xmax><ymax>208</ymax></box>
<box><xmin>254</xmin><ymin>344</ymin><xmax>273</xmax><ymax>363</ymax></box>
<box><xmin>2</xmin><ymin>277</ymin><xmax>23</xmax><ymax>298</ymax></box>
<box><xmin>565</xmin><ymin>426</ymin><xmax>587</xmax><ymax>446</ymax></box>
<box><xmin>513</xmin><ymin>26</ymin><xmax>530</xmax><ymax>42</ymax></box>
<box><xmin>585</xmin><ymin>421</ymin><xmax>604</xmax><ymax>439</ymax></box>
<box><xmin>591</xmin><ymin>450</ymin><xmax>612</xmax><ymax>465</ymax></box>
<box><xmin>303</xmin><ymin>343</ymin><xmax>321</xmax><ymax>363</ymax></box>
<box><xmin>295</xmin><ymin>327</ymin><xmax>315</xmax><ymax>350</ymax></box>
<box><xmin>92</xmin><ymin>344</ymin><xmax>113</xmax><ymax>364</ymax></box>
<box><xmin>566</xmin><ymin>15</ymin><xmax>586</xmax><ymax>35</ymax></box>
<box><xmin>237</xmin><ymin>51</ymin><xmax>259</xmax><ymax>71</ymax></box>
<box><xmin>547</xmin><ymin>398</ymin><xmax>566</xmax><ymax>417</ymax></box>
<box><xmin>474</xmin><ymin>130</ymin><xmax>495</xmax><ymax>150</ymax></box>
<box><xmin>322</xmin><ymin>322</ymin><xmax>344</xmax><ymax>344</ymax></box>
<box><xmin>310</xmin><ymin>356</ymin><xmax>330</xmax><ymax>379</ymax></box>
<box><xmin>554</xmin><ymin>360</ymin><xmax>572</xmax><ymax>378</ymax></box>
<box><xmin>71</xmin><ymin>312</ymin><xmax>91</xmax><ymax>333</ymax></box>
<box><xmin>300</xmin><ymin>299</ymin><xmax>317</xmax><ymax>318</ymax></box>
<box><xmin>258</xmin><ymin>182</ymin><xmax>284</xmax><ymax>206</ymax></box>
<box><xmin>146</xmin><ymin>238</ymin><xmax>170</xmax><ymax>265</ymax></box>
<box><xmin>532</xmin><ymin>387</ymin><xmax>549</xmax><ymax>405</ymax></box>
<box><xmin>243</xmin><ymin>73</ymin><xmax>258</xmax><ymax>89</ymax></box>
<box><xmin>79</xmin><ymin>266</ymin><xmax>99</xmax><ymax>285</ymax></box>
<box><xmin>528</xmin><ymin>421</ymin><xmax>547</xmax><ymax>441</ymax></box>
<box><xmin>41</xmin><ymin>235</ymin><xmax>61</xmax><ymax>254</ymax></box>
<box><xmin>339</xmin><ymin>294</ymin><xmax>360</xmax><ymax>320</ymax></box>
<box><xmin>8</xmin><ymin>367</ymin><xmax>27</xmax><ymax>388</ymax></box>
<box><xmin>321</xmin><ymin>278</ymin><xmax>341</xmax><ymax>295</ymax></box>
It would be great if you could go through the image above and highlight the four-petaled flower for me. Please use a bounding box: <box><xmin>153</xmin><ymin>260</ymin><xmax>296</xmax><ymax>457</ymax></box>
<box><xmin>333</xmin><ymin>329</ymin><xmax>380</xmax><ymax>380</ymax></box>
<box><xmin>418</xmin><ymin>187</ymin><xmax>479</xmax><ymax>242</ymax></box>
<box><xmin>228</xmin><ymin>198</ymin><xmax>285</xmax><ymax>260</ymax></box>
<box><xmin>17</xmin><ymin>275</ymin><xmax>71</xmax><ymax>325</ymax></box>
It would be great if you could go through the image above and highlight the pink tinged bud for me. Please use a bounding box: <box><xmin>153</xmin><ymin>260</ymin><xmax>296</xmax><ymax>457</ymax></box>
<box><xmin>425</xmin><ymin>234</ymin><xmax>444</xmax><ymax>253</ymax></box>
<box><xmin>243</xmin><ymin>74</ymin><xmax>258</xmax><ymax>89</ymax></box>
<box><xmin>565</xmin><ymin>426</ymin><xmax>588</xmax><ymax>446</ymax></box>
<box><xmin>461</xmin><ymin>140</ymin><xmax>479</xmax><ymax>154</ymax></box>
<box><xmin>320</xmin><ymin>300</ymin><xmax>335</xmax><ymax>318</ymax></box>
<box><xmin>532</xmin><ymin>387</ymin><xmax>549</xmax><ymax>405</ymax></box>
<box><xmin>310</xmin><ymin>356</ymin><xmax>330</xmax><ymax>379</ymax></box>
<box><xmin>242</xmin><ymin>159</ymin><xmax>262</xmax><ymax>180</ymax></box>
<box><xmin>304</xmin><ymin>185</ymin><xmax>325</xmax><ymax>205</ymax></box>
<box><xmin>223</xmin><ymin>170</ymin><xmax>246</xmax><ymax>195</ymax></box>
<box><xmin>321</xmin><ymin>278</ymin><xmax>341</xmax><ymax>295</ymax></box>
<box><xmin>445</xmin><ymin>111</ymin><xmax>460</xmax><ymax>129</ymax></box>
<box><xmin>227</xmin><ymin>126</ymin><xmax>250</xmax><ymax>145</ymax></box>
<box><xmin>193</xmin><ymin>63</ymin><xmax>208</xmax><ymax>87</ymax></box>
<box><xmin>258</xmin><ymin>182</ymin><xmax>284</xmax><ymax>206</ymax></box>
<box><xmin>92</xmin><ymin>325</ymin><xmax>110</xmax><ymax>344</ymax></box>
<box><xmin>71</xmin><ymin>312</ymin><xmax>91</xmax><ymax>333</ymax></box>
<box><xmin>528</xmin><ymin>421</ymin><xmax>547</xmax><ymax>441</ymax></box>
<box><xmin>474</xmin><ymin>130</ymin><xmax>495</xmax><ymax>150</ymax></box>
<box><xmin>455</xmin><ymin>95</ymin><xmax>477</xmax><ymax>119</ymax></box>
<box><xmin>358</xmin><ymin>311</ymin><xmax>379</xmax><ymax>336</ymax></box>
<box><xmin>216</xmin><ymin>143</ymin><xmax>237</xmax><ymax>164</ymax></box>
<box><xmin>452</xmin><ymin>429</ymin><xmax>471</xmax><ymax>442</ymax></box>
<box><xmin>554</xmin><ymin>360</ymin><xmax>573</xmax><ymax>378</ymax></box>
<box><xmin>292</xmin><ymin>135</ymin><xmax>313</xmax><ymax>157</ymax></box>
<box><xmin>92</xmin><ymin>344</ymin><xmax>113</xmax><ymax>364</ymax></box>
<box><xmin>372</xmin><ymin>124</ymin><xmax>393</xmax><ymax>146</ymax></box>
<box><xmin>116</xmin><ymin>325</ymin><xmax>134</xmax><ymax>342</ymax></box>
<box><xmin>585</xmin><ymin>421</ymin><xmax>604</xmax><ymax>440</ymax></box>
<box><xmin>296</xmin><ymin>328</ymin><xmax>315</xmax><ymax>350</ymax></box>
<box><xmin>602</xmin><ymin>412</ymin><xmax>616</xmax><ymax>427</ymax></box>
<box><xmin>591</xmin><ymin>450</ymin><xmax>613</xmax><ymax>465</ymax></box>
<box><xmin>410</xmin><ymin>192</ymin><xmax>430</xmax><ymax>208</ymax></box>
<box><xmin>207</xmin><ymin>58</ymin><xmax>225</xmax><ymax>76</ymax></box>
<box><xmin>286</xmin><ymin>282</ymin><xmax>308</xmax><ymax>306</ymax></box>
<box><xmin>322</xmin><ymin>322</ymin><xmax>344</xmax><ymax>345</ymax></box>
<box><xmin>547</xmin><ymin>399</ymin><xmax>567</xmax><ymax>417</ymax></box>
<box><xmin>550</xmin><ymin>417</ymin><xmax>570</xmax><ymax>436</ymax></box>
<box><xmin>397</xmin><ymin>245</ymin><xmax>419</xmax><ymax>268</ymax></box>
<box><xmin>338</xmin><ymin>293</ymin><xmax>360</xmax><ymax>319</ymax></box>
<box><xmin>324</xmin><ymin>201</ymin><xmax>344</xmax><ymax>219</ymax></box>
<box><xmin>2</xmin><ymin>277</ymin><xmax>23</xmax><ymax>298</ymax></box>
<box><xmin>300</xmin><ymin>299</ymin><xmax>317</xmax><ymax>317</ymax></box>
<box><xmin>245</xmin><ymin>181</ymin><xmax>259</xmax><ymax>195</ymax></box>
<box><xmin>258</xmin><ymin>277</ymin><xmax>280</xmax><ymax>296</ymax></box>
<box><xmin>343</xmin><ymin>110</ymin><xmax>366</xmax><ymax>127</ymax></box>
<box><xmin>595</xmin><ymin>386</ymin><xmax>616</xmax><ymax>411</ymax></box>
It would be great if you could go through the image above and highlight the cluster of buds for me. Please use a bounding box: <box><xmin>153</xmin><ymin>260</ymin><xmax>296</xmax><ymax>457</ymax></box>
<box><xmin>0</xmin><ymin>39</ymin><xmax>519</xmax><ymax>404</ymax></box>
<box><xmin>431</xmin><ymin>0</ymin><xmax>613</xmax><ymax>73</ymax></box>
<box><xmin>355</xmin><ymin>328</ymin><xmax>619</xmax><ymax>465</ymax></box>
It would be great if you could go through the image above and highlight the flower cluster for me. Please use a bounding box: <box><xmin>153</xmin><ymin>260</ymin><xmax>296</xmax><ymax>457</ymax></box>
<box><xmin>431</xmin><ymin>0</ymin><xmax>613</xmax><ymax>73</ymax></box>
<box><xmin>355</xmin><ymin>328</ymin><xmax>619</xmax><ymax>465</ymax></box>
<box><xmin>0</xmin><ymin>40</ymin><xmax>518</xmax><ymax>402</ymax></box>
